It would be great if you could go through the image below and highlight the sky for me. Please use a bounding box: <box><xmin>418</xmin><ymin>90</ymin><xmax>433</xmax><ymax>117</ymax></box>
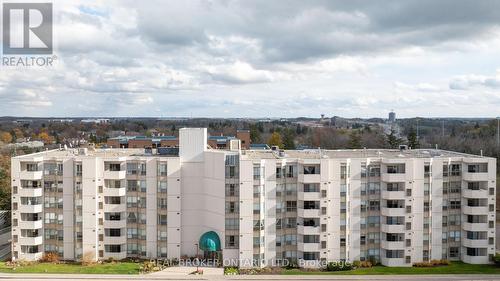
<box><xmin>1</xmin><ymin>0</ymin><xmax>500</xmax><ymax>118</ymax></box>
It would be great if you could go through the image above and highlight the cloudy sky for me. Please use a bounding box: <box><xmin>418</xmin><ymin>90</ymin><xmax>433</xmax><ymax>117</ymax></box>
<box><xmin>1</xmin><ymin>0</ymin><xmax>500</xmax><ymax>118</ymax></box>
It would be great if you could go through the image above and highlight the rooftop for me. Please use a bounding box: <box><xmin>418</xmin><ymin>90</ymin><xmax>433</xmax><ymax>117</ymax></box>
<box><xmin>242</xmin><ymin>148</ymin><xmax>493</xmax><ymax>160</ymax></box>
<box><xmin>13</xmin><ymin>148</ymin><xmax>492</xmax><ymax>161</ymax></box>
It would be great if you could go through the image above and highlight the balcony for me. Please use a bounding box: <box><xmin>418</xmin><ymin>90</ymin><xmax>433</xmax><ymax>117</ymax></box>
<box><xmin>104</xmin><ymin>203</ymin><xmax>126</xmax><ymax>213</ymax></box>
<box><xmin>299</xmin><ymin>174</ymin><xmax>321</xmax><ymax>183</ymax></box>
<box><xmin>462</xmin><ymin>238</ymin><xmax>489</xmax><ymax>248</ymax></box>
<box><xmin>104</xmin><ymin>187</ymin><xmax>126</xmax><ymax>197</ymax></box>
<box><xmin>462</xmin><ymin>189</ymin><xmax>488</xmax><ymax>199</ymax></box>
<box><xmin>381</xmin><ymin>257</ymin><xmax>407</xmax><ymax>267</ymax></box>
<box><xmin>463</xmin><ymin>222</ymin><xmax>489</xmax><ymax>232</ymax></box>
<box><xmin>297</xmin><ymin>225</ymin><xmax>321</xmax><ymax>235</ymax></box>
<box><xmin>381</xmin><ymin>224</ymin><xmax>405</xmax><ymax>233</ymax></box>
<box><xmin>19</xmin><ymin>252</ymin><xmax>43</xmax><ymax>261</ymax></box>
<box><xmin>381</xmin><ymin>190</ymin><xmax>405</xmax><ymax>200</ymax></box>
<box><xmin>462</xmin><ymin>254</ymin><xmax>490</xmax><ymax>264</ymax></box>
<box><xmin>104</xmin><ymin>170</ymin><xmax>126</xmax><ymax>180</ymax></box>
<box><xmin>19</xmin><ymin>170</ymin><xmax>43</xmax><ymax>180</ymax></box>
<box><xmin>105</xmin><ymin>220</ymin><xmax>127</xmax><ymax>228</ymax></box>
<box><xmin>381</xmin><ymin>173</ymin><xmax>406</xmax><ymax>182</ymax></box>
<box><xmin>19</xmin><ymin>236</ymin><xmax>43</xmax><ymax>245</ymax></box>
<box><xmin>104</xmin><ymin>251</ymin><xmax>127</xmax><ymax>260</ymax></box>
<box><xmin>18</xmin><ymin>204</ymin><xmax>43</xmax><ymax>213</ymax></box>
<box><xmin>381</xmin><ymin>240</ymin><xmax>405</xmax><ymax>250</ymax></box>
<box><xmin>104</xmin><ymin>236</ymin><xmax>127</xmax><ymax>244</ymax></box>
<box><xmin>298</xmin><ymin>192</ymin><xmax>321</xmax><ymax>201</ymax></box>
<box><xmin>19</xmin><ymin>188</ymin><xmax>42</xmax><ymax>197</ymax></box>
<box><xmin>18</xmin><ymin>220</ymin><xmax>43</xmax><ymax>229</ymax></box>
<box><xmin>297</xmin><ymin>242</ymin><xmax>320</xmax><ymax>252</ymax></box>
<box><xmin>381</xmin><ymin>208</ymin><xmax>406</xmax><ymax>217</ymax></box>
<box><xmin>298</xmin><ymin>208</ymin><xmax>321</xmax><ymax>218</ymax></box>
<box><xmin>463</xmin><ymin>206</ymin><xmax>489</xmax><ymax>215</ymax></box>
<box><xmin>463</xmin><ymin>172</ymin><xmax>489</xmax><ymax>182</ymax></box>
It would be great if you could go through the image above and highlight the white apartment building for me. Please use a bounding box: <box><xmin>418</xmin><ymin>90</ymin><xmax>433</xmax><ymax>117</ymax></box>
<box><xmin>11</xmin><ymin>128</ymin><xmax>496</xmax><ymax>267</ymax></box>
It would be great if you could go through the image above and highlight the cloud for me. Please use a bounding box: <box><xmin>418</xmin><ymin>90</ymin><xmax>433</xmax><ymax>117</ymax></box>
<box><xmin>449</xmin><ymin>70</ymin><xmax>500</xmax><ymax>90</ymax></box>
<box><xmin>1</xmin><ymin>0</ymin><xmax>500</xmax><ymax>117</ymax></box>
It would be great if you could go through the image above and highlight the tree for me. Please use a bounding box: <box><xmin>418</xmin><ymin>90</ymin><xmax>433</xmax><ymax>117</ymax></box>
<box><xmin>250</xmin><ymin>124</ymin><xmax>262</xmax><ymax>143</ymax></box>
<box><xmin>386</xmin><ymin>128</ymin><xmax>403</xmax><ymax>148</ymax></box>
<box><xmin>38</xmin><ymin>132</ymin><xmax>54</xmax><ymax>144</ymax></box>
<box><xmin>282</xmin><ymin>129</ymin><xmax>296</xmax><ymax>149</ymax></box>
<box><xmin>0</xmin><ymin>155</ymin><xmax>11</xmax><ymax>210</ymax></box>
<box><xmin>267</xmin><ymin>132</ymin><xmax>283</xmax><ymax>147</ymax></box>
<box><xmin>0</xmin><ymin>132</ymin><xmax>12</xmax><ymax>143</ymax></box>
<box><xmin>348</xmin><ymin>131</ymin><xmax>362</xmax><ymax>149</ymax></box>
<box><xmin>407</xmin><ymin>129</ymin><xmax>419</xmax><ymax>149</ymax></box>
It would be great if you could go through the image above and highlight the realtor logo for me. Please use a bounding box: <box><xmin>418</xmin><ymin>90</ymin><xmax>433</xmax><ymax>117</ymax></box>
<box><xmin>2</xmin><ymin>3</ymin><xmax>53</xmax><ymax>55</ymax></box>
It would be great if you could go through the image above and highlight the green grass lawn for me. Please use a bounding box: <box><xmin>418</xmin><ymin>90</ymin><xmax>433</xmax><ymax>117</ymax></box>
<box><xmin>283</xmin><ymin>262</ymin><xmax>500</xmax><ymax>275</ymax></box>
<box><xmin>0</xmin><ymin>261</ymin><xmax>141</xmax><ymax>274</ymax></box>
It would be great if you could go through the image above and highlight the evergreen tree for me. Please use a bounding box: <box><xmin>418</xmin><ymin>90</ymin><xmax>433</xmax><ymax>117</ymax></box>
<box><xmin>283</xmin><ymin>129</ymin><xmax>296</xmax><ymax>149</ymax></box>
<box><xmin>407</xmin><ymin>129</ymin><xmax>419</xmax><ymax>149</ymax></box>
<box><xmin>348</xmin><ymin>131</ymin><xmax>362</xmax><ymax>149</ymax></box>
<box><xmin>386</xmin><ymin>128</ymin><xmax>403</xmax><ymax>148</ymax></box>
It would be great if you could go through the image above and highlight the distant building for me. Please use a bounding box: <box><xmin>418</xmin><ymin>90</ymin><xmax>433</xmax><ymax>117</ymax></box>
<box><xmin>388</xmin><ymin>111</ymin><xmax>396</xmax><ymax>123</ymax></box>
<box><xmin>107</xmin><ymin>130</ymin><xmax>251</xmax><ymax>150</ymax></box>
<box><xmin>81</xmin><ymin>119</ymin><xmax>110</xmax><ymax>124</ymax></box>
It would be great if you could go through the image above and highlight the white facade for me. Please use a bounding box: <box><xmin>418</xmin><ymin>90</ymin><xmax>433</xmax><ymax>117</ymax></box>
<box><xmin>11</xmin><ymin>128</ymin><xmax>496</xmax><ymax>267</ymax></box>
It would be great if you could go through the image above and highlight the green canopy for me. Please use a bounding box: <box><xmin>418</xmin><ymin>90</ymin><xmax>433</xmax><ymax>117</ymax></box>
<box><xmin>199</xmin><ymin>231</ymin><xmax>221</xmax><ymax>252</ymax></box>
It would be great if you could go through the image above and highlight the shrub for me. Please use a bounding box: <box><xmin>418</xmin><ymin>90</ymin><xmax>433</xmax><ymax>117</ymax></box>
<box><xmin>40</xmin><ymin>252</ymin><xmax>60</xmax><ymax>263</ymax></box>
<box><xmin>494</xmin><ymin>253</ymin><xmax>500</xmax><ymax>266</ymax></box>
<box><xmin>224</xmin><ymin>267</ymin><xmax>239</xmax><ymax>275</ymax></box>
<box><xmin>413</xmin><ymin>262</ymin><xmax>432</xmax><ymax>267</ymax></box>
<box><xmin>326</xmin><ymin>261</ymin><xmax>353</xmax><ymax>271</ymax></box>
<box><xmin>140</xmin><ymin>260</ymin><xmax>162</xmax><ymax>274</ymax></box>
<box><xmin>359</xmin><ymin>261</ymin><xmax>372</xmax><ymax>268</ymax></box>
<box><xmin>81</xmin><ymin>251</ymin><xmax>97</xmax><ymax>266</ymax></box>
<box><xmin>352</xmin><ymin>260</ymin><xmax>361</xmax><ymax>268</ymax></box>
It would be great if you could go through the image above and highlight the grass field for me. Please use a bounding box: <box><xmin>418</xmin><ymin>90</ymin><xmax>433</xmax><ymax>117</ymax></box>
<box><xmin>0</xmin><ymin>261</ymin><xmax>141</xmax><ymax>274</ymax></box>
<box><xmin>282</xmin><ymin>262</ymin><xmax>500</xmax><ymax>275</ymax></box>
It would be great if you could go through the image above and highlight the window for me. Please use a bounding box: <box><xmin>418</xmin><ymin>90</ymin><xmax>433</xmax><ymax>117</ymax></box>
<box><xmin>226</xmin><ymin>235</ymin><xmax>238</xmax><ymax>248</ymax></box>
<box><xmin>367</xmin><ymin>216</ymin><xmax>380</xmax><ymax>227</ymax></box>
<box><xmin>225</xmin><ymin>201</ymin><xmax>238</xmax><ymax>213</ymax></box>
<box><xmin>386</xmin><ymin>164</ymin><xmax>405</xmax><ymax>174</ymax></box>
<box><xmin>105</xmin><ymin>196</ymin><xmax>122</xmax><ymax>204</ymax></box>
<box><xmin>157</xmin><ymin>181</ymin><xmax>167</xmax><ymax>193</ymax></box>
<box><xmin>386</xmin><ymin>233</ymin><xmax>404</xmax><ymax>242</ymax></box>
<box><xmin>108</xmin><ymin>163</ymin><xmax>121</xmax><ymax>171</ymax></box>
<box><xmin>466</xmin><ymin>231</ymin><xmax>487</xmax><ymax>240</ymax></box>
<box><xmin>466</xmin><ymin>247</ymin><xmax>487</xmax><ymax>256</ymax></box>
<box><xmin>386</xmin><ymin>200</ymin><xmax>404</xmax><ymax>208</ymax></box>
<box><xmin>467</xmin><ymin>163</ymin><xmax>488</xmax><ymax>173</ymax></box>
<box><xmin>286</xmin><ymin>201</ymin><xmax>297</xmax><ymax>212</ymax></box>
<box><xmin>467</xmin><ymin>215</ymin><xmax>487</xmax><ymax>223</ymax></box>
<box><xmin>303</xmin><ymin>165</ymin><xmax>320</xmax><ymax>174</ymax></box>
<box><xmin>157</xmin><ymin>163</ymin><xmax>167</xmax><ymax>176</ymax></box>
<box><xmin>385</xmin><ymin>250</ymin><xmax>404</xmax><ymax>258</ymax></box>
<box><xmin>225</xmin><ymin>218</ymin><xmax>239</xmax><ymax>230</ymax></box>
<box><xmin>467</xmin><ymin>198</ymin><xmax>487</xmax><ymax>207</ymax></box>
<box><xmin>158</xmin><ymin>198</ymin><xmax>167</xmax><ymax>209</ymax></box>
<box><xmin>303</xmin><ymin>183</ymin><xmax>319</xmax><ymax>192</ymax></box>
<box><xmin>386</xmin><ymin>216</ymin><xmax>404</xmax><ymax>225</ymax></box>
<box><xmin>105</xmin><ymin>228</ymin><xmax>121</xmax><ymax>237</ymax></box>
<box><xmin>105</xmin><ymin>245</ymin><xmax>122</xmax><ymax>253</ymax></box>
<box><xmin>157</xmin><ymin>214</ymin><xmax>167</xmax><ymax>225</ymax></box>
<box><xmin>303</xmin><ymin>235</ymin><xmax>320</xmax><ymax>243</ymax></box>
<box><xmin>449</xmin><ymin>247</ymin><xmax>459</xmax><ymax>258</ymax></box>
<box><xmin>387</xmin><ymin>182</ymin><xmax>404</xmax><ymax>191</ymax></box>
<box><xmin>450</xmin><ymin>164</ymin><xmax>461</xmax><ymax>176</ymax></box>
<box><xmin>225</xmin><ymin>184</ymin><xmax>237</xmax><ymax>197</ymax></box>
